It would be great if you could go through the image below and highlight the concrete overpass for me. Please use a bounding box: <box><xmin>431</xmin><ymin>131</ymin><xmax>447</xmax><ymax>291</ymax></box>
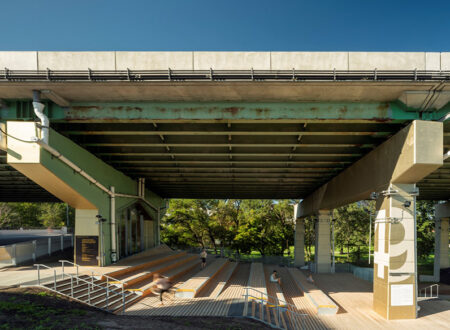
<box><xmin>1</xmin><ymin>51</ymin><xmax>450</xmax><ymax>320</ymax></box>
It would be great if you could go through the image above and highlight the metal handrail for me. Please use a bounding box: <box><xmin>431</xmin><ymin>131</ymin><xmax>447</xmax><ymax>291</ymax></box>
<box><xmin>59</xmin><ymin>260</ymin><xmax>79</xmax><ymax>283</ymax></box>
<box><xmin>419</xmin><ymin>284</ymin><xmax>439</xmax><ymax>298</ymax></box>
<box><xmin>58</xmin><ymin>259</ymin><xmax>125</xmax><ymax>289</ymax></box>
<box><xmin>35</xmin><ymin>262</ymin><xmax>129</xmax><ymax>314</ymax></box>
<box><xmin>243</xmin><ymin>287</ymin><xmax>307</xmax><ymax>330</ymax></box>
<box><xmin>60</xmin><ymin>269</ymin><xmax>126</xmax><ymax>313</ymax></box>
<box><xmin>34</xmin><ymin>264</ymin><xmax>57</xmax><ymax>290</ymax></box>
<box><xmin>58</xmin><ymin>259</ymin><xmax>127</xmax><ymax>313</ymax></box>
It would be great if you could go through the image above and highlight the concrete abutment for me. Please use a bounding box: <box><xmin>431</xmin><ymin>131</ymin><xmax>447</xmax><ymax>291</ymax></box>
<box><xmin>6</xmin><ymin>121</ymin><xmax>165</xmax><ymax>266</ymax></box>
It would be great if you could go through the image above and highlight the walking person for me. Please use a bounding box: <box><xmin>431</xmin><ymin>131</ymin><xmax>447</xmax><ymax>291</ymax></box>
<box><xmin>200</xmin><ymin>249</ymin><xmax>207</xmax><ymax>269</ymax></box>
<box><xmin>149</xmin><ymin>273</ymin><xmax>174</xmax><ymax>306</ymax></box>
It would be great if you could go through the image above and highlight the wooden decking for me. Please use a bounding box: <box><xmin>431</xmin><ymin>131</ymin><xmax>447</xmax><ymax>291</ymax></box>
<box><xmin>126</xmin><ymin>262</ymin><xmax>250</xmax><ymax>316</ymax></box>
<box><xmin>263</xmin><ymin>265</ymin><xmax>287</xmax><ymax>307</ymax></box>
<box><xmin>125</xmin><ymin>264</ymin><xmax>450</xmax><ymax>330</ymax></box>
<box><xmin>275</xmin><ymin>266</ymin><xmax>327</xmax><ymax>330</ymax></box>
<box><xmin>248</xmin><ymin>262</ymin><xmax>267</xmax><ymax>296</ymax></box>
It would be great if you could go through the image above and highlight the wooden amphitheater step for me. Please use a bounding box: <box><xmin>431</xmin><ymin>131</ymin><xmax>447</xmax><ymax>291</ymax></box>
<box><xmin>140</xmin><ymin>256</ymin><xmax>201</xmax><ymax>297</ymax></box>
<box><xmin>197</xmin><ymin>260</ymin><xmax>238</xmax><ymax>298</ymax></box>
<box><xmin>122</xmin><ymin>254</ymin><xmax>197</xmax><ymax>289</ymax></box>
<box><xmin>102</xmin><ymin>250</ymin><xmax>186</xmax><ymax>281</ymax></box>
<box><xmin>263</xmin><ymin>265</ymin><xmax>287</xmax><ymax>308</ymax></box>
<box><xmin>112</xmin><ymin>244</ymin><xmax>173</xmax><ymax>266</ymax></box>
<box><xmin>288</xmin><ymin>268</ymin><xmax>338</xmax><ymax>315</ymax></box>
<box><xmin>175</xmin><ymin>258</ymin><xmax>229</xmax><ymax>298</ymax></box>
<box><xmin>248</xmin><ymin>262</ymin><xmax>268</xmax><ymax>303</ymax></box>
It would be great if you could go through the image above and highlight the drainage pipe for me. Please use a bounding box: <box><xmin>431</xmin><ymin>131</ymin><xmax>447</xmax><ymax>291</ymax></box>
<box><xmin>32</xmin><ymin>90</ymin><xmax>49</xmax><ymax>144</ymax></box>
<box><xmin>438</xmin><ymin>112</ymin><xmax>450</xmax><ymax>122</ymax></box>
<box><xmin>444</xmin><ymin>151</ymin><xmax>450</xmax><ymax>160</ymax></box>
<box><xmin>35</xmin><ymin>140</ymin><xmax>158</xmax><ymax>211</ymax></box>
<box><xmin>110</xmin><ymin>186</ymin><xmax>117</xmax><ymax>262</ymax></box>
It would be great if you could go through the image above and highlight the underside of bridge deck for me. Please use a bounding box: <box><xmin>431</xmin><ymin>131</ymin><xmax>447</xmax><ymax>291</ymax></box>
<box><xmin>1</xmin><ymin>99</ymin><xmax>450</xmax><ymax>201</ymax></box>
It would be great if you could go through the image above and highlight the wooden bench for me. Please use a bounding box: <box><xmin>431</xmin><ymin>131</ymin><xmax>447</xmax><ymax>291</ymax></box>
<box><xmin>175</xmin><ymin>258</ymin><xmax>229</xmax><ymax>298</ymax></box>
<box><xmin>288</xmin><ymin>268</ymin><xmax>338</xmax><ymax>315</ymax></box>
<box><xmin>103</xmin><ymin>251</ymin><xmax>186</xmax><ymax>281</ymax></box>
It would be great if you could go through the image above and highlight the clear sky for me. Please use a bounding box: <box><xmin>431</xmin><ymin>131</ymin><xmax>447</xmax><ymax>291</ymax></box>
<box><xmin>2</xmin><ymin>0</ymin><xmax>449</xmax><ymax>51</ymax></box>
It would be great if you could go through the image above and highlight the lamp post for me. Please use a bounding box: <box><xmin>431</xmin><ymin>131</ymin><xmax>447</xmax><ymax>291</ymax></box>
<box><xmin>331</xmin><ymin>218</ymin><xmax>336</xmax><ymax>274</ymax></box>
<box><xmin>96</xmin><ymin>215</ymin><xmax>107</xmax><ymax>267</ymax></box>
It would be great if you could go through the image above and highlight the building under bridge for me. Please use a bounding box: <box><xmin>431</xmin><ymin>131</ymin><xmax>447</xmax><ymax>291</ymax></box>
<box><xmin>0</xmin><ymin>51</ymin><xmax>449</xmax><ymax>320</ymax></box>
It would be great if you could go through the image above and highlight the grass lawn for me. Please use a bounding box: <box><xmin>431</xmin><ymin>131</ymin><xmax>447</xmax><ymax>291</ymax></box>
<box><xmin>211</xmin><ymin>245</ymin><xmax>435</xmax><ymax>275</ymax></box>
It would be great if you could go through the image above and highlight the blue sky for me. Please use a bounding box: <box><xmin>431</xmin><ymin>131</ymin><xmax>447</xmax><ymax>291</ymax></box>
<box><xmin>1</xmin><ymin>0</ymin><xmax>449</xmax><ymax>51</ymax></box>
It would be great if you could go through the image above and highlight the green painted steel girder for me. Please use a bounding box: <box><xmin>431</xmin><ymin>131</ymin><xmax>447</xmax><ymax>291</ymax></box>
<box><xmin>63</xmin><ymin>130</ymin><xmax>393</xmax><ymax>136</ymax></box>
<box><xmin>1</xmin><ymin>100</ymin><xmax>448</xmax><ymax>122</ymax></box>
<box><xmin>96</xmin><ymin>152</ymin><xmax>362</xmax><ymax>157</ymax></box>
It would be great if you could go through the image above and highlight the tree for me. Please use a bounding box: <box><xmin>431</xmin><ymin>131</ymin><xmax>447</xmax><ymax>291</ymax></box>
<box><xmin>416</xmin><ymin>200</ymin><xmax>436</xmax><ymax>261</ymax></box>
<box><xmin>303</xmin><ymin>216</ymin><xmax>315</xmax><ymax>261</ymax></box>
<box><xmin>333</xmin><ymin>201</ymin><xmax>374</xmax><ymax>262</ymax></box>
<box><xmin>161</xmin><ymin>199</ymin><xmax>295</xmax><ymax>257</ymax></box>
<box><xmin>38</xmin><ymin>203</ymin><xmax>73</xmax><ymax>228</ymax></box>
<box><xmin>0</xmin><ymin>203</ymin><xmax>19</xmax><ymax>229</ymax></box>
<box><xmin>0</xmin><ymin>202</ymin><xmax>73</xmax><ymax>229</ymax></box>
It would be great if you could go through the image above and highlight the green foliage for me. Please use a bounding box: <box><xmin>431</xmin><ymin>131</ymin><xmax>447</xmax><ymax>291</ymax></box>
<box><xmin>161</xmin><ymin>199</ymin><xmax>295</xmax><ymax>256</ymax></box>
<box><xmin>416</xmin><ymin>200</ymin><xmax>436</xmax><ymax>261</ymax></box>
<box><xmin>333</xmin><ymin>201</ymin><xmax>375</xmax><ymax>262</ymax></box>
<box><xmin>303</xmin><ymin>216</ymin><xmax>315</xmax><ymax>261</ymax></box>
<box><xmin>0</xmin><ymin>296</ymin><xmax>91</xmax><ymax>329</ymax></box>
<box><xmin>331</xmin><ymin>200</ymin><xmax>436</xmax><ymax>264</ymax></box>
<box><xmin>0</xmin><ymin>202</ymin><xmax>74</xmax><ymax>229</ymax></box>
<box><xmin>162</xmin><ymin>198</ymin><xmax>440</xmax><ymax>267</ymax></box>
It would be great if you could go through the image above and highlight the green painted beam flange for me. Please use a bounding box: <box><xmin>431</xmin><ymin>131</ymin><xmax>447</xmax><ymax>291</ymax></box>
<box><xmin>1</xmin><ymin>100</ymin><xmax>448</xmax><ymax>122</ymax></box>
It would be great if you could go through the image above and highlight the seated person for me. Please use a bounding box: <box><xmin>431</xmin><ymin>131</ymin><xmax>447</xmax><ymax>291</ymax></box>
<box><xmin>270</xmin><ymin>270</ymin><xmax>281</xmax><ymax>285</ymax></box>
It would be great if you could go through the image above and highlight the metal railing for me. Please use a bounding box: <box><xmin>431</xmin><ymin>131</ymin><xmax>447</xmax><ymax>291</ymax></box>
<box><xmin>59</xmin><ymin>260</ymin><xmax>79</xmax><ymax>282</ymax></box>
<box><xmin>243</xmin><ymin>287</ymin><xmax>307</xmax><ymax>330</ymax></box>
<box><xmin>61</xmin><ymin>272</ymin><xmax>126</xmax><ymax>314</ymax></box>
<box><xmin>34</xmin><ymin>264</ymin><xmax>57</xmax><ymax>290</ymax></box>
<box><xmin>186</xmin><ymin>247</ymin><xmax>294</xmax><ymax>266</ymax></box>
<box><xmin>419</xmin><ymin>284</ymin><xmax>440</xmax><ymax>299</ymax></box>
<box><xmin>1</xmin><ymin>68</ymin><xmax>449</xmax><ymax>82</ymax></box>
<box><xmin>59</xmin><ymin>259</ymin><xmax>125</xmax><ymax>288</ymax></box>
<box><xmin>0</xmin><ymin>235</ymin><xmax>73</xmax><ymax>267</ymax></box>
<box><xmin>35</xmin><ymin>261</ymin><xmax>129</xmax><ymax>314</ymax></box>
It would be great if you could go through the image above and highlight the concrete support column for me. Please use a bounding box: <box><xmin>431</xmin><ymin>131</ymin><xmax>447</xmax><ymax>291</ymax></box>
<box><xmin>440</xmin><ymin>218</ymin><xmax>450</xmax><ymax>269</ymax></box>
<box><xmin>294</xmin><ymin>218</ymin><xmax>305</xmax><ymax>267</ymax></box>
<box><xmin>315</xmin><ymin>210</ymin><xmax>332</xmax><ymax>273</ymax></box>
<box><xmin>434</xmin><ymin>217</ymin><xmax>450</xmax><ymax>280</ymax></box>
<box><xmin>373</xmin><ymin>183</ymin><xmax>417</xmax><ymax>320</ymax></box>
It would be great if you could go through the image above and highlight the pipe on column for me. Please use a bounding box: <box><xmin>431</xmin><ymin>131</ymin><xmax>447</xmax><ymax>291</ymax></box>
<box><xmin>110</xmin><ymin>186</ymin><xmax>117</xmax><ymax>262</ymax></box>
<box><xmin>32</xmin><ymin>90</ymin><xmax>49</xmax><ymax>144</ymax></box>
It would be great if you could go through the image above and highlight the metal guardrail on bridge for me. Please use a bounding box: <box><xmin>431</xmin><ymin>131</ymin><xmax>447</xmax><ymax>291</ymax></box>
<box><xmin>0</xmin><ymin>234</ymin><xmax>73</xmax><ymax>267</ymax></box>
<box><xmin>1</xmin><ymin>68</ymin><xmax>449</xmax><ymax>83</ymax></box>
